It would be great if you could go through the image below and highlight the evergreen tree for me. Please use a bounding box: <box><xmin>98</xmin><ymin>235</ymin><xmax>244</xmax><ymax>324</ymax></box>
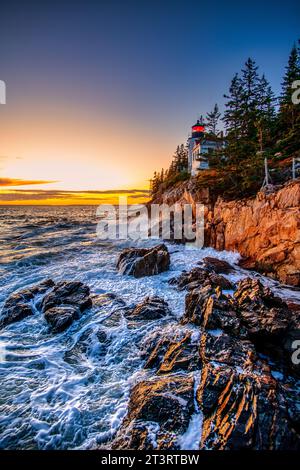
<box><xmin>160</xmin><ymin>168</ymin><xmax>165</xmax><ymax>184</ymax></box>
<box><xmin>150</xmin><ymin>171</ymin><xmax>160</xmax><ymax>197</ymax></box>
<box><xmin>278</xmin><ymin>44</ymin><xmax>300</xmax><ymax>135</ymax></box>
<box><xmin>223</xmin><ymin>74</ymin><xmax>244</xmax><ymax>161</ymax></box>
<box><xmin>256</xmin><ymin>74</ymin><xmax>276</xmax><ymax>150</ymax></box>
<box><xmin>240</xmin><ymin>58</ymin><xmax>260</xmax><ymax>140</ymax></box>
<box><xmin>224</xmin><ymin>59</ymin><xmax>275</xmax><ymax>161</ymax></box>
<box><xmin>223</xmin><ymin>74</ymin><xmax>244</xmax><ymax>139</ymax></box>
<box><xmin>177</xmin><ymin>144</ymin><xmax>188</xmax><ymax>171</ymax></box>
<box><xmin>206</xmin><ymin>104</ymin><xmax>221</xmax><ymax>135</ymax></box>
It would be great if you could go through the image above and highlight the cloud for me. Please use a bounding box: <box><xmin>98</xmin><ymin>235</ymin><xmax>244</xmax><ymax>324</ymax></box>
<box><xmin>0</xmin><ymin>178</ymin><xmax>57</xmax><ymax>187</ymax></box>
<box><xmin>0</xmin><ymin>188</ymin><xmax>149</xmax><ymax>202</ymax></box>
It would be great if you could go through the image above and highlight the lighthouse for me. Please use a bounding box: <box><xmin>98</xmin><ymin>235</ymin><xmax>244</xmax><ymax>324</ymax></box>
<box><xmin>187</xmin><ymin>118</ymin><xmax>225</xmax><ymax>175</ymax></box>
<box><xmin>187</xmin><ymin>119</ymin><xmax>205</xmax><ymax>173</ymax></box>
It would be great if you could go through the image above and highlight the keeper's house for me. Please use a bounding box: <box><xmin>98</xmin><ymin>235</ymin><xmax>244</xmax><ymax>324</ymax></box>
<box><xmin>188</xmin><ymin>120</ymin><xmax>225</xmax><ymax>176</ymax></box>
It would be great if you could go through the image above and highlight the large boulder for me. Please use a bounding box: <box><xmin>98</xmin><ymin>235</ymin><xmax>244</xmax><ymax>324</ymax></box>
<box><xmin>202</xmin><ymin>256</ymin><xmax>235</xmax><ymax>274</ymax></box>
<box><xmin>0</xmin><ymin>279</ymin><xmax>55</xmax><ymax>329</ymax></box>
<box><xmin>41</xmin><ymin>280</ymin><xmax>92</xmax><ymax>313</ymax></box>
<box><xmin>126</xmin><ymin>296</ymin><xmax>171</xmax><ymax>321</ymax></box>
<box><xmin>117</xmin><ymin>244</ymin><xmax>170</xmax><ymax>278</ymax></box>
<box><xmin>169</xmin><ymin>267</ymin><xmax>234</xmax><ymax>291</ymax></box>
<box><xmin>44</xmin><ymin>306</ymin><xmax>79</xmax><ymax>333</ymax></box>
<box><xmin>41</xmin><ymin>280</ymin><xmax>92</xmax><ymax>333</ymax></box>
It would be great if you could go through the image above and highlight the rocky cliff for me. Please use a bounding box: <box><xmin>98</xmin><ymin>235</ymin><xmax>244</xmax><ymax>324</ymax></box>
<box><xmin>151</xmin><ymin>179</ymin><xmax>300</xmax><ymax>286</ymax></box>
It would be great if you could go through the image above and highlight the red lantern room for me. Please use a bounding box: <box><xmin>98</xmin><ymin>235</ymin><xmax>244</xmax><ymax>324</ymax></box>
<box><xmin>192</xmin><ymin>120</ymin><xmax>205</xmax><ymax>138</ymax></box>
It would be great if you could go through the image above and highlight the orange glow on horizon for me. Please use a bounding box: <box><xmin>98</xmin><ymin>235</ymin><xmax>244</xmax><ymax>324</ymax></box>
<box><xmin>0</xmin><ymin>100</ymin><xmax>175</xmax><ymax>203</ymax></box>
<box><xmin>0</xmin><ymin>190</ymin><xmax>150</xmax><ymax>206</ymax></box>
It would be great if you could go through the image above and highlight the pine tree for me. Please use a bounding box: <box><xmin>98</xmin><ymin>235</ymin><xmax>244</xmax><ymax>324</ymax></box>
<box><xmin>256</xmin><ymin>74</ymin><xmax>276</xmax><ymax>150</ymax></box>
<box><xmin>177</xmin><ymin>144</ymin><xmax>188</xmax><ymax>172</ymax></box>
<box><xmin>223</xmin><ymin>74</ymin><xmax>244</xmax><ymax>139</ymax></box>
<box><xmin>240</xmin><ymin>58</ymin><xmax>261</xmax><ymax>140</ymax></box>
<box><xmin>150</xmin><ymin>171</ymin><xmax>160</xmax><ymax>197</ymax></box>
<box><xmin>223</xmin><ymin>74</ymin><xmax>244</xmax><ymax>162</ymax></box>
<box><xmin>206</xmin><ymin>104</ymin><xmax>221</xmax><ymax>135</ymax></box>
<box><xmin>224</xmin><ymin>59</ymin><xmax>275</xmax><ymax>161</ymax></box>
<box><xmin>278</xmin><ymin>44</ymin><xmax>300</xmax><ymax>135</ymax></box>
<box><xmin>160</xmin><ymin>168</ymin><xmax>165</xmax><ymax>184</ymax></box>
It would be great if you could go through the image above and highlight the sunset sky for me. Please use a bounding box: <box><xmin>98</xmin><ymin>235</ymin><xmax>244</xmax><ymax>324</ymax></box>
<box><xmin>0</xmin><ymin>0</ymin><xmax>299</xmax><ymax>204</ymax></box>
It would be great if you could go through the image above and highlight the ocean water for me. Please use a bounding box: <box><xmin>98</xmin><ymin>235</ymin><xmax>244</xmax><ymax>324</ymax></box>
<box><xmin>0</xmin><ymin>205</ymin><xmax>298</xmax><ymax>450</ymax></box>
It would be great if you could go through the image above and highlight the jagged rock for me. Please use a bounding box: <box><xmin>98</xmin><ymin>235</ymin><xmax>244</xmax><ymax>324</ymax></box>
<box><xmin>117</xmin><ymin>244</ymin><xmax>170</xmax><ymax>278</ymax></box>
<box><xmin>234</xmin><ymin>278</ymin><xmax>290</xmax><ymax>341</ymax></box>
<box><xmin>183</xmin><ymin>278</ymin><xmax>296</xmax><ymax>368</ymax></box>
<box><xmin>109</xmin><ymin>278</ymin><xmax>300</xmax><ymax>450</ymax></box>
<box><xmin>200</xmin><ymin>330</ymin><xmax>257</xmax><ymax>368</ymax></box>
<box><xmin>143</xmin><ymin>330</ymin><xmax>200</xmax><ymax>373</ymax></box>
<box><xmin>198</xmin><ymin>361</ymin><xmax>300</xmax><ymax>450</ymax></box>
<box><xmin>197</xmin><ymin>331</ymin><xmax>300</xmax><ymax>450</ymax></box>
<box><xmin>152</xmin><ymin>179</ymin><xmax>300</xmax><ymax>286</ymax></box>
<box><xmin>126</xmin><ymin>296</ymin><xmax>170</xmax><ymax>321</ymax></box>
<box><xmin>182</xmin><ymin>284</ymin><xmax>214</xmax><ymax>325</ymax></box>
<box><xmin>44</xmin><ymin>306</ymin><xmax>79</xmax><ymax>333</ymax></box>
<box><xmin>0</xmin><ymin>279</ymin><xmax>55</xmax><ymax>329</ymax></box>
<box><xmin>169</xmin><ymin>267</ymin><xmax>234</xmax><ymax>291</ymax></box>
<box><xmin>202</xmin><ymin>257</ymin><xmax>235</xmax><ymax>274</ymax></box>
<box><xmin>41</xmin><ymin>280</ymin><xmax>92</xmax><ymax>313</ymax></box>
<box><xmin>111</xmin><ymin>374</ymin><xmax>195</xmax><ymax>450</ymax></box>
<box><xmin>183</xmin><ymin>286</ymin><xmax>242</xmax><ymax>336</ymax></box>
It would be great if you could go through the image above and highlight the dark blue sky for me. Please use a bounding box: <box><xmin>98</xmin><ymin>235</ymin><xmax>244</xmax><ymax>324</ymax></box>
<box><xmin>0</xmin><ymin>0</ymin><xmax>299</xmax><ymax>194</ymax></box>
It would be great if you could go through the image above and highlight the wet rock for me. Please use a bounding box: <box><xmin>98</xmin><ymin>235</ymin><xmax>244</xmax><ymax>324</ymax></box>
<box><xmin>200</xmin><ymin>330</ymin><xmax>257</xmax><ymax>368</ymax></box>
<box><xmin>169</xmin><ymin>267</ymin><xmax>234</xmax><ymax>291</ymax></box>
<box><xmin>0</xmin><ymin>279</ymin><xmax>55</xmax><ymax>329</ymax></box>
<box><xmin>182</xmin><ymin>284</ymin><xmax>214</xmax><ymax>325</ymax></box>
<box><xmin>126</xmin><ymin>296</ymin><xmax>171</xmax><ymax>321</ymax></box>
<box><xmin>197</xmin><ymin>331</ymin><xmax>300</xmax><ymax>450</ymax></box>
<box><xmin>144</xmin><ymin>330</ymin><xmax>200</xmax><ymax>373</ymax></box>
<box><xmin>234</xmin><ymin>278</ymin><xmax>290</xmax><ymax>341</ymax></box>
<box><xmin>91</xmin><ymin>292</ymin><xmax>126</xmax><ymax>308</ymax></box>
<box><xmin>109</xmin><ymin>273</ymin><xmax>300</xmax><ymax>450</ymax></box>
<box><xmin>41</xmin><ymin>280</ymin><xmax>92</xmax><ymax>313</ymax></box>
<box><xmin>44</xmin><ymin>306</ymin><xmax>79</xmax><ymax>333</ymax></box>
<box><xmin>112</xmin><ymin>374</ymin><xmax>195</xmax><ymax>449</ymax></box>
<box><xmin>183</xmin><ymin>286</ymin><xmax>242</xmax><ymax>336</ymax></box>
<box><xmin>238</xmin><ymin>257</ymin><xmax>256</xmax><ymax>270</ymax></box>
<box><xmin>198</xmin><ymin>360</ymin><xmax>300</xmax><ymax>450</ymax></box>
<box><xmin>202</xmin><ymin>257</ymin><xmax>235</xmax><ymax>274</ymax></box>
<box><xmin>117</xmin><ymin>244</ymin><xmax>170</xmax><ymax>278</ymax></box>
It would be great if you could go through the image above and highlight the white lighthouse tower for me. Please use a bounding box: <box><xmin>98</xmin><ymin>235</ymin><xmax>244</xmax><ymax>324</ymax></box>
<box><xmin>187</xmin><ymin>119</ymin><xmax>205</xmax><ymax>173</ymax></box>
